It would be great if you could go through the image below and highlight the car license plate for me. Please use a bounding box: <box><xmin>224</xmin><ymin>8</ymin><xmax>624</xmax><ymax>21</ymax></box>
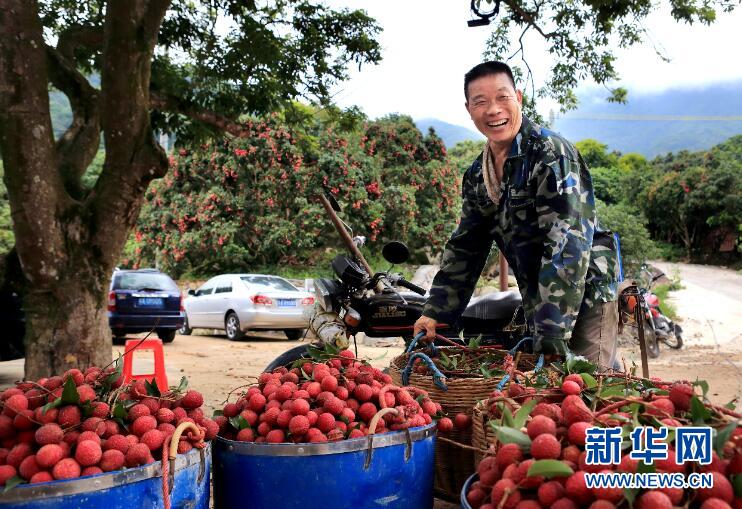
<box><xmin>138</xmin><ymin>297</ymin><xmax>164</xmax><ymax>308</ymax></box>
<box><xmin>277</xmin><ymin>299</ymin><xmax>296</xmax><ymax>308</ymax></box>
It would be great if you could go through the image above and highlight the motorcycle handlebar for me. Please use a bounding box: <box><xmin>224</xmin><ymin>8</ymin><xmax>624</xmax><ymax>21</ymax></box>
<box><xmin>397</xmin><ymin>279</ymin><xmax>426</xmax><ymax>296</ymax></box>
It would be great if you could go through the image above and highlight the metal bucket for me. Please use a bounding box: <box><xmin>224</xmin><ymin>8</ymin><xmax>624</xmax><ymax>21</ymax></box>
<box><xmin>214</xmin><ymin>423</ymin><xmax>436</xmax><ymax>509</ymax></box>
<box><xmin>460</xmin><ymin>473</ymin><xmax>478</xmax><ymax>509</ymax></box>
<box><xmin>0</xmin><ymin>443</ymin><xmax>211</xmax><ymax>509</ymax></box>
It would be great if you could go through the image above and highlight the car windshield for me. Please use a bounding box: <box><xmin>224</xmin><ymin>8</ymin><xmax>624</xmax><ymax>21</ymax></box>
<box><xmin>240</xmin><ymin>276</ymin><xmax>298</xmax><ymax>292</ymax></box>
<box><xmin>114</xmin><ymin>273</ymin><xmax>178</xmax><ymax>291</ymax></box>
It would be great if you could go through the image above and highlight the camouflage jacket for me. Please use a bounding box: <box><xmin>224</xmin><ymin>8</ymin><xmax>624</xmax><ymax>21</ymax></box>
<box><xmin>422</xmin><ymin>114</ymin><xmax>619</xmax><ymax>353</ymax></box>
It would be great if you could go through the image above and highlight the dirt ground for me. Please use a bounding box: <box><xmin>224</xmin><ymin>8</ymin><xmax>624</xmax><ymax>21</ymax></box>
<box><xmin>0</xmin><ymin>262</ymin><xmax>739</xmax><ymax>410</ymax></box>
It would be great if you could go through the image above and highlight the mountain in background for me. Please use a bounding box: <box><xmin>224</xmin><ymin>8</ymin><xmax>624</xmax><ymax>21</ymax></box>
<box><xmin>551</xmin><ymin>81</ymin><xmax>742</xmax><ymax>158</ymax></box>
<box><xmin>415</xmin><ymin>118</ymin><xmax>483</xmax><ymax>148</ymax></box>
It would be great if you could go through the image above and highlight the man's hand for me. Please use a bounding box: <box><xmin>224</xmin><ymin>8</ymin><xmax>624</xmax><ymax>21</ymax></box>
<box><xmin>413</xmin><ymin>315</ymin><xmax>437</xmax><ymax>343</ymax></box>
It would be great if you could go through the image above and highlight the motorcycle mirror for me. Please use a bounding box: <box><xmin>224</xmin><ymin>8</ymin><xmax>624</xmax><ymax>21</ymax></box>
<box><xmin>382</xmin><ymin>241</ymin><xmax>410</xmax><ymax>265</ymax></box>
<box><xmin>325</xmin><ymin>193</ymin><xmax>341</xmax><ymax>212</ymax></box>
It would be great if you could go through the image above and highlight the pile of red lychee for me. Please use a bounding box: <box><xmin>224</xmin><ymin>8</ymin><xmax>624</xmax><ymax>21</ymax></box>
<box><xmin>216</xmin><ymin>351</ymin><xmax>447</xmax><ymax>443</ymax></box>
<box><xmin>465</xmin><ymin>373</ymin><xmax>742</xmax><ymax>509</ymax></box>
<box><xmin>0</xmin><ymin>366</ymin><xmax>215</xmax><ymax>488</ymax></box>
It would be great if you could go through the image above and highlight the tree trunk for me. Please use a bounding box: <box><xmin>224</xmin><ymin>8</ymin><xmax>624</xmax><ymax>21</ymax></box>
<box><xmin>0</xmin><ymin>0</ymin><xmax>170</xmax><ymax>378</ymax></box>
<box><xmin>24</xmin><ymin>269</ymin><xmax>110</xmax><ymax>380</ymax></box>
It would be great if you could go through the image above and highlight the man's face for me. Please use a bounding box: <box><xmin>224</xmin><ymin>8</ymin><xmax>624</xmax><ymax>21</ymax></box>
<box><xmin>465</xmin><ymin>73</ymin><xmax>523</xmax><ymax>149</ymax></box>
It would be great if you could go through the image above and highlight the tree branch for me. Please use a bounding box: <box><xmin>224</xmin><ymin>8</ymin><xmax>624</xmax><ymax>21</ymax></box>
<box><xmin>150</xmin><ymin>91</ymin><xmax>249</xmax><ymax>137</ymax></box>
<box><xmin>46</xmin><ymin>45</ymin><xmax>101</xmax><ymax>200</ymax></box>
<box><xmin>89</xmin><ymin>0</ymin><xmax>171</xmax><ymax>267</ymax></box>
<box><xmin>0</xmin><ymin>0</ymin><xmax>68</xmax><ymax>287</ymax></box>
<box><xmin>502</xmin><ymin>0</ymin><xmax>558</xmax><ymax>39</ymax></box>
<box><xmin>57</xmin><ymin>24</ymin><xmax>104</xmax><ymax>61</ymax></box>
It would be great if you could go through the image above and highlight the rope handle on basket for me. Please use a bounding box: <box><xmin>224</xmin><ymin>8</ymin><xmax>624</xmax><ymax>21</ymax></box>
<box><xmin>161</xmin><ymin>421</ymin><xmax>206</xmax><ymax>509</ymax></box>
<box><xmin>507</xmin><ymin>336</ymin><xmax>533</xmax><ymax>356</ymax></box>
<box><xmin>402</xmin><ymin>352</ymin><xmax>448</xmax><ymax>391</ymax></box>
<box><xmin>364</xmin><ymin>408</ymin><xmax>413</xmax><ymax>468</ymax></box>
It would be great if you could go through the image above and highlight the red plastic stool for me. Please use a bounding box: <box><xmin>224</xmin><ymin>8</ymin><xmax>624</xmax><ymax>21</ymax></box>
<box><xmin>122</xmin><ymin>338</ymin><xmax>169</xmax><ymax>393</ymax></box>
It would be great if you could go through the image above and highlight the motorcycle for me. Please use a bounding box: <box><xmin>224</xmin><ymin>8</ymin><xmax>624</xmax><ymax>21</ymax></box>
<box><xmin>621</xmin><ymin>265</ymin><xmax>683</xmax><ymax>358</ymax></box>
<box><xmin>265</xmin><ymin>194</ymin><xmax>528</xmax><ymax>371</ymax></box>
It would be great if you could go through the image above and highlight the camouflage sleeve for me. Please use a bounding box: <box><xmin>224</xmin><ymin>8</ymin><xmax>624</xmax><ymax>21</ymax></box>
<box><xmin>531</xmin><ymin>154</ymin><xmax>595</xmax><ymax>354</ymax></box>
<box><xmin>422</xmin><ymin>167</ymin><xmax>494</xmax><ymax>324</ymax></box>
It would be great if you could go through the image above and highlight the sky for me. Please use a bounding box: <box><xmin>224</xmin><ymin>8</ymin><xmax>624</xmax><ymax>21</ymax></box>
<box><xmin>326</xmin><ymin>1</ymin><xmax>742</xmax><ymax>127</ymax></box>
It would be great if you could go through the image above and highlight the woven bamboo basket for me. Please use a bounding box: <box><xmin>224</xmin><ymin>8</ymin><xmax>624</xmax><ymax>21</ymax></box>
<box><xmin>388</xmin><ymin>347</ymin><xmax>538</xmax><ymax>501</ymax></box>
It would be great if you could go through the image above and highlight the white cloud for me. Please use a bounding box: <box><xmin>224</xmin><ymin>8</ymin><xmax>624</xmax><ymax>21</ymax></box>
<box><xmin>327</xmin><ymin>1</ymin><xmax>742</xmax><ymax>127</ymax></box>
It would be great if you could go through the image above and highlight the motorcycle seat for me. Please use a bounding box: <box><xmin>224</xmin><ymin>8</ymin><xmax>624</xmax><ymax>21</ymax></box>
<box><xmin>461</xmin><ymin>290</ymin><xmax>522</xmax><ymax>321</ymax></box>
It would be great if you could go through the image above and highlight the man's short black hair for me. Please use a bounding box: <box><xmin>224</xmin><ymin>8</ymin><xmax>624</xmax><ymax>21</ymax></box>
<box><xmin>464</xmin><ymin>61</ymin><xmax>516</xmax><ymax>101</ymax></box>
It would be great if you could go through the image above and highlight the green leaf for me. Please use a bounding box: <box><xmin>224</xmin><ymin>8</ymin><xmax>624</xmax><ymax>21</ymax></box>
<box><xmin>513</xmin><ymin>400</ymin><xmax>537</xmax><ymax>429</ymax></box>
<box><xmin>229</xmin><ymin>415</ymin><xmax>249</xmax><ymax>430</ymax></box>
<box><xmin>2</xmin><ymin>475</ymin><xmax>26</xmax><ymax>493</ymax></box>
<box><xmin>690</xmin><ymin>396</ymin><xmax>712</xmax><ymax>425</ymax></box>
<box><xmin>61</xmin><ymin>376</ymin><xmax>80</xmax><ymax>405</ymax></box>
<box><xmin>489</xmin><ymin>425</ymin><xmax>531</xmax><ymax>450</ymax></box>
<box><xmin>526</xmin><ymin>459</ymin><xmax>573</xmax><ymax>479</ymax></box>
<box><xmin>501</xmin><ymin>405</ymin><xmax>515</xmax><ymax>428</ymax></box>
<box><xmin>176</xmin><ymin>376</ymin><xmax>188</xmax><ymax>393</ymax></box>
<box><xmin>212</xmin><ymin>409</ymin><xmax>224</xmax><ymax>417</ymax></box>
<box><xmin>105</xmin><ymin>354</ymin><xmax>124</xmax><ymax>385</ymax></box>
<box><xmin>713</xmin><ymin>421</ymin><xmax>739</xmax><ymax>456</ymax></box>
<box><xmin>467</xmin><ymin>335</ymin><xmax>481</xmax><ymax>349</ymax></box>
<box><xmin>693</xmin><ymin>380</ymin><xmax>710</xmax><ymax>399</ymax></box>
<box><xmin>145</xmin><ymin>378</ymin><xmax>161</xmax><ymax>397</ymax></box>
<box><xmin>733</xmin><ymin>474</ymin><xmax>742</xmax><ymax>498</ymax></box>
<box><xmin>580</xmin><ymin>373</ymin><xmax>598</xmax><ymax>389</ymax></box>
<box><xmin>40</xmin><ymin>397</ymin><xmax>62</xmax><ymax>415</ymax></box>
<box><xmin>724</xmin><ymin>400</ymin><xmax>737</xmax><ymax>410</ymax></box>
<box><xmin>113</xmin><ymin>402</ymin><xmax>128</xmax><ymax>420</ymax></box>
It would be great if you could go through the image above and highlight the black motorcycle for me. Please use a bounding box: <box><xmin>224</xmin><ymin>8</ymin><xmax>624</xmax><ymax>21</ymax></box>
<box><xmin>265</xmin><ymin>194</ymin><xmax>527</xmax><ymax>371</ymax></box>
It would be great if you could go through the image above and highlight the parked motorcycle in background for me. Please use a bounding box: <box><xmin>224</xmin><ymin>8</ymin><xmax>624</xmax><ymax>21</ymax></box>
<box><xmin>265</xmin><ymin>193</ymin><xmax>528</xmax><ymax>371</ymax></box>
<box><xmin>621</xmin><ymin>264</ymin><xmax>683</xmax><ymax>358</ymax></box>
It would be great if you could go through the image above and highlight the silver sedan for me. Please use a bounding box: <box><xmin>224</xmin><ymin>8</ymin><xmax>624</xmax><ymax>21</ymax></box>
<box><xmin>180</xmin><ymin>274</ymin><xmax>314</xmax><ymax>340</ymax></box>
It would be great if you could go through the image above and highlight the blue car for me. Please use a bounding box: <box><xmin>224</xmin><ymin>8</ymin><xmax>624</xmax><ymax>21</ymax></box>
<box><xmin>108</xmin><ymin>269</ymin><xmax>184</xmax><ymax>343</ymax></box>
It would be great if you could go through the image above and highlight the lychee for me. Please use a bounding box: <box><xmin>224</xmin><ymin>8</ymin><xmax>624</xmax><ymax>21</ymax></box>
<box><xmin>75</xmin><ymin>440</ymin><xmax>103</xmax><ymax>467</ymax></box>
<box><xmin>0</xmin><ymin>464</ymin><xmax>17</xmax><ymax>485</ymax></box>
<box><xmin>561</xmin><ymin>395</ymin><xmax>593</xmax><ymax>425</ymax></box>
<box><xmin>538</xmin><ymin>480</ymin><xmax>566</xmax><ymax>507</ymax></box>
<box><xmin>561</xmin><ymin>380</ymin><xmax>582</xmax><ymax>395</ymax></box>
<box><xmin>696</xmin><ymin>471</ymin><xmax>733</xmax><ymax>503</ymax></box>
<box><xmin>496</xmin><ymin>443</ymin><xmax>523</xmax><ymax>471</ymax></box>
<box><xmin>180</xmin><ymin>390</ymin><xmax>204</xmax><ymax>409</ymax></box>
<box><xmin>437</xmin><ymin>417</ymin><xmax>453</xmax><ymax>432</ymax></box>
<box><xmin>527</xmin><ymin>415</ymin><xmax>557</xmax><ymax>439</ymax></box>
<box><xmin>140</xmin><ymin>429</ymin><xmax>166</xmax><ymax>452</ymax></box>
<box><xmin>565</xmin><ymin>471</ymin><xmax>594</xmax><ymax>505</ymax></box>
<box><xmin>490</xmin><ymin>478</ymin><xmax>521</xmax><ymax>508</ymax></box>
<box><xmin>125</xmin><ymin>443</ymin><xmax>153</xmax><ymax>467</ymax></box>
<box><xmin>35</xmin><ymin>423</ymin><xmax>64</xmax><ymax>446</ymax></box>
<box><xmin>95</xmin><ymin>449</ymin><xmax>124</xmax><ymax>472</ymax></box>
<box><xmin>567</xmin><ymin>421</ymin><xmax>591</xmax><ymax>446</ymax></box>
<box><xmin>131</xmin><ymin>415</ymin><xmax>157</xmax><ymax>436</ymax></box>
<box><xmin>635</xmin><ymin>490</ymin><xmax>673</xmax><ymax>509</ymax></box>
<box><xmin>531</xmin><ymin>433</ymin><xmax>561</xmax><ymax>459</ymax></box>
<box><xmin>52</xmin><ymin>458</ymin><xmax>81</xmax><ymax>480</ymax></box>
<box><xmin>669</xmin><ymin>383</ymin><xmax>694</xmax><ymax>412</ymax></box>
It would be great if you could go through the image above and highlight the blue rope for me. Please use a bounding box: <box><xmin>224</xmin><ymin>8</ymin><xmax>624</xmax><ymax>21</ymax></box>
<box><xmin>402</xmin><ymin>352</ymin><xmax>448</xmax><ymax>391</ymax></box>
<box><xmin>508</xmin><ymin>336</ymin><xmax>533</xmax><ymax>356</ymax></box>
<box><xmin>535</xmin><ymin>354</ymin><xmax>545</xmax><ymax>372</ymax></box>
<box><xmin>406</xmin><ymin>331</ymin><xmax>426</xmax><ymax>354</ymax></box>
<box><xmin>496</xmin><ymin>374</ymin><xmax>510</xmax><ymax>392</ymax></box>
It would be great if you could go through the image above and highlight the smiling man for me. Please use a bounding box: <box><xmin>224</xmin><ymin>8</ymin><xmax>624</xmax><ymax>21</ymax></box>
<box><xmin>413</xmin><ymin>61</ymin><xmax>621</xmax><ymax>368</ymax></box>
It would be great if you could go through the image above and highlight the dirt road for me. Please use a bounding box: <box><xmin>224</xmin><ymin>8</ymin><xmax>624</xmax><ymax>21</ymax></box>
<box><xmin>616</xmin><ymin>261</ymin><xmax>742</xmax><ymax>404</ymax></box>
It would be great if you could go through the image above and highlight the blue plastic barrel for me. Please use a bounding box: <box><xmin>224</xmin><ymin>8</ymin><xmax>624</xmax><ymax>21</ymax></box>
<box><xmin>460</xmin><ymin>473</ymin><xmax>478</xmax><ymax>509</ymax></box>
<box><xmin>0</xmin><ymin>443</ymin><xmax>211</xmax><ymax>509</ymax></box>
<box><xmin>214</xmin><ymin>423</ymin><xmax>436</xmax><ymax>509</ymax></box>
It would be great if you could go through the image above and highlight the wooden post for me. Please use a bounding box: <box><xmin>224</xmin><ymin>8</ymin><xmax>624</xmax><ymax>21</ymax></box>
<box><xmin>499</xmin><ymin>253</ymin><xmax>508</xmax><ymax>291</ymax></box>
